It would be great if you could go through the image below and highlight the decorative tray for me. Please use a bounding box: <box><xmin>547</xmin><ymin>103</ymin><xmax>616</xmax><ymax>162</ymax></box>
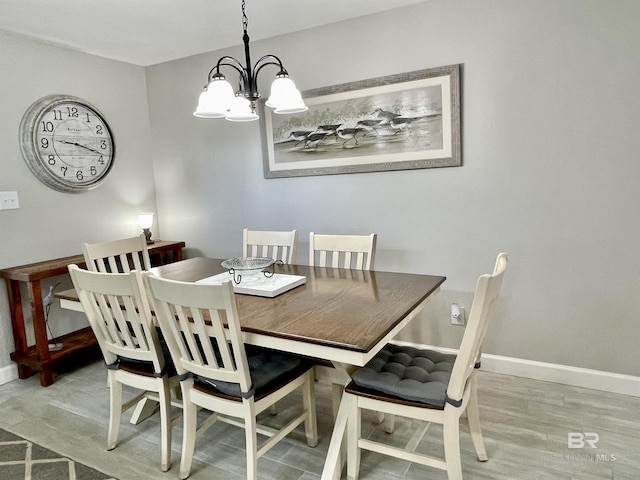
<box><xmin>196</xmin><ymin>272</ymin><xmax>306</xmax><ymax>298</ymax></box>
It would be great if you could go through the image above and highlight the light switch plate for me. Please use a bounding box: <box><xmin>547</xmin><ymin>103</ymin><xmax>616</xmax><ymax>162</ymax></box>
<box><xmin>0</xmin><ymin>191</ymin><xmax>20</xmax><ymax>210</ymax></box>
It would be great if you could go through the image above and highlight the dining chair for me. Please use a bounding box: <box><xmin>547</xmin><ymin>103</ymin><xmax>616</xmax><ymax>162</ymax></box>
<box><xmin>242</xmin><ymin>228</ymin><xmax>299</xmax><ymax>264</ymax></box>
<box><xmin>323</xmin><ymin>252</ymin><xmax>508</xmax><ymax>480</ymax></box>
<box><xmin>308</xmin><ymin>232</ymin><xmax>377</xmax><ymax>270</ymax></box>
<box><xmin>68</xmin><ymin>264</ymin><xmax>180</xmax><ymax>472</ymax></box>
<box><xmin>82</xmin><ymin>234</ymin><xmax>162</xmax><ymax>423</ymax></box>
<box><xmin>145</xmin><ymin>273</ymin><xmax>318</xmax><ymax>480</ymax></box>
<box><xmin>242</xmin><ymin>228</ymin><xmax>300</xmax><ymax>416</ymax></box>
<box><xmin>82</xmin><ymin>234</ymin><xmax>152</xmax><ymax>273</ymax></box>
<box><xmin>308</xmin><ymin>232</ymin><xmax>378</xmax><ymax>417</ymax></box>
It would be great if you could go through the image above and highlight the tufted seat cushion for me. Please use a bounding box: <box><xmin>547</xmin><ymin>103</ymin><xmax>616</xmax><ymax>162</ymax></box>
<box><xmin>351</xmin><ymin>344</ymin><xmax>456</xmax><ymax>407</ymax></box>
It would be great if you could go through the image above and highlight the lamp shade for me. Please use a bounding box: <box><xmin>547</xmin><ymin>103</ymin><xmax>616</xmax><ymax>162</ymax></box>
<box><xmin>273</xmin><ymin>93</ymin><xmax>309</xmax><ymax>114</ymax></box>
<box><xmin>226</xmin><ymin>95</ymin><xmax>260</xmax><ymax>122</ymax></box>
<box><xmin>266</xmin><ymin>76</ymin><xmax>308</xmax><ymax>114</ymax></box>
<box><xmin>137</xmin><ymin>212</ymin><xmax>154</xmax><ymax>229</ymax></box>
<box><xmin>193</xmin><ymin>77</ymin><xmax>235</xmax><ymax>118</ymax></box>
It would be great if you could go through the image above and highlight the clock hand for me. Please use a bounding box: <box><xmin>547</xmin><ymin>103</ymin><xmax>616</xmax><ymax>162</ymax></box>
<box><xmin>57</xmin><ymin>139</ymin><xmax>102</xmax><ymax>155</ymax></box>
<box><xmin>75</xmin><ymin>143</ymin><xmax>103</xmax><ymax>155</ymax></box>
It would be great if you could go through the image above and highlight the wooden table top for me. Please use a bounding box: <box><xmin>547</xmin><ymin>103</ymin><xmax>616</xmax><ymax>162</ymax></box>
<box><xmin>148</xmin><ymin>257</ymin><xmax>446</xmax><ymax>355</ymax></box>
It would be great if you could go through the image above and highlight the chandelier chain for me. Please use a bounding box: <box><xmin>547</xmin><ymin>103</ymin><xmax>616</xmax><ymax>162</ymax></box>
<box><xmin>241</xmin><ymin>0</ymin><xmax>248</xmax><ymax>32</ymax></box>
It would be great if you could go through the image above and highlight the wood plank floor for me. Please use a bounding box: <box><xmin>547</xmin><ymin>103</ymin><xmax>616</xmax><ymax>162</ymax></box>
<box><xmin>0</xmin><ymin>360</ymin><xmax>638</xmax><ymax>479</ymax></box>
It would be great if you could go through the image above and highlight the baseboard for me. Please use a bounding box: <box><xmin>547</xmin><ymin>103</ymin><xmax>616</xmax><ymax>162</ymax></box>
<box><xmin>0</xmin><ymin>364</ymin><xmax>18</xmax><ymax>386</ymax></box>
<box><xmin>390</xmin><ymin>341</ymin><xmax>640</xmax><ymax>398</ymax></box>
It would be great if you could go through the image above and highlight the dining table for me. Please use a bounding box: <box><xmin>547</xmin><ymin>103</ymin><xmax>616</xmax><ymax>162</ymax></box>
<box><xmin>59</xmin><ymin>257</ymin><xmax>445</xmax><ymax>369</ymax></box>
<box><xmin>58</xmin><ymin>256</ymin><xmax>446</xmax><ymax>478</ymax></box>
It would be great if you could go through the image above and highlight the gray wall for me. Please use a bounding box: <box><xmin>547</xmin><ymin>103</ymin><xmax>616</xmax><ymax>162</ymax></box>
<box><xmin>146</xmin><ymin>0</ymin><xmax>640</xmax><ymax>377</ymax></box>
<box><xmin>0</xmin><ymin>33</ymin><xmax>156</xmax><ymax>377</ymax></box>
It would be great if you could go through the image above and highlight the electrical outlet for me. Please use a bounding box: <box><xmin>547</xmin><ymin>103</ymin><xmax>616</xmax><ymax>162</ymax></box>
<box><xmin>0</xmin><ymin>191</ymin><xmax>19</xmax><ymax>210</ymax></box>
<box><xmin>451</xmin><ymin>303</ymin><xmax>465</xmax><ymax>326</ymax></box>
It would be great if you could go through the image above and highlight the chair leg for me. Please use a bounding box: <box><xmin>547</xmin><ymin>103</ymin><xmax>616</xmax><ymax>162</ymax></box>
<box><xmin>373</xmin><ymin>411</ymin><xmax>396</xmax><ymax>433</ymax></box>
<box><xmin>383</xmin><ymin>413</ymin><xmax>396</xmax><ymax>434</ymax></box>
<box><xmin>179</xmin><ymin>397</ymin><xmax>198</xmax><ymax>480</ymax></box>
<box><xmin>107</xmin><ymin>373</ymin><xmax>122</xmax><ymax>451</ymax></box>
<box><xmin>302</xmin><ymin>371</ymin><xmax>318</xmax><ymax>447</ymax></box>
<box><xmin>374</xmin><ymin>411</ymin><xmax>384</xmax><ymax>423</ymax></box>
<box><xmin>159</xmin><ymin>379</ymin><xmax>172</xmax><ymax>472</ymax></box>
<box><xmin>244</xmin><ymin>405</ymin><xmax>258</xmax><ymax>480</ymax></box>
<box><xmin>466</xmin><ymin>376</ymin><xmax>488</xmax><ymax>461</ymax></box>
<box><xmin>345</xmin><ymin>394</ymin><xmax>361</xmax><ymax>480</ymax></box>
<box><xmin>443</xmin><ymin>408</ymin><xmax>463</xmax><ymax>480</ymax></box>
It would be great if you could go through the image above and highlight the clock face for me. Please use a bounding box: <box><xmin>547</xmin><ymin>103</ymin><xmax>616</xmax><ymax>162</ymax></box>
<box><xmin>20</xmin><ymin>95</ymin><xmax>115</xmax><ymax>192</ymax></box>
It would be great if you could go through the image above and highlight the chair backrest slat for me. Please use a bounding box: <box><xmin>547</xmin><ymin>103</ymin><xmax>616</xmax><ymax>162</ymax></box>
<box><xmin>146</xmin><ymin>274</ymin><xmax>253</xmax><ymax>394</ymax></box>
<box><xmin>68</xmin><ymin>264</ymin><xmax>165</xmax><ymax>374</ymax></box>
<box><xmin>243</xmin><ymin>228</ymin><xmax>298</xmax><ymax>264</ymax></box>
<box><xmin>82</xmin><ymin>234</ymin><xmax>151</xmax><ymax>273</ymax></box>
<box><xmin>447</xmin><ymin>253</ymin><xmax>508</xmax><ymax>402</ymax></box>
<box><xmin>309</xmin><ymin>232</ymin><xmax>377</xmax><ymax>270</ymax></box>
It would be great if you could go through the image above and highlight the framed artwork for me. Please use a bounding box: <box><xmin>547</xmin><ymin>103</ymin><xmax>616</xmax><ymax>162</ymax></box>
<box><xmin>260</xmin><ymin>64</ymin><xmax>461</xmax><ymax>178</ymax></box>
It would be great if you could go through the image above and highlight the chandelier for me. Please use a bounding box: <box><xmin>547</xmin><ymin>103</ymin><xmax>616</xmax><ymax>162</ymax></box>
<box><xmin>193</xmin><ymin>0</ymin><xmax>308</xmax><ymax>122</ymax></box>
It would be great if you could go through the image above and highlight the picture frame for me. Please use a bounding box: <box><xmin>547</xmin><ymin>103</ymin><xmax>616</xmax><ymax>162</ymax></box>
<box><xmin>260</xmin><ymin>64</ymin><xmax>461</xmax><ymax>178</ymax></box>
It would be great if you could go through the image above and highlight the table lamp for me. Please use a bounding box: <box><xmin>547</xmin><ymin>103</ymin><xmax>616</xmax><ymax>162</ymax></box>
<box><xmin>138</xmin><ymin>212</ymin><xmax>155</xmax><ymax>244</ymax></box>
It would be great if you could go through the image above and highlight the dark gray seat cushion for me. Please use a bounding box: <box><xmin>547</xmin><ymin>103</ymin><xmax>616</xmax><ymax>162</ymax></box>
<box><xmin>195</xmin><ymin>345</ymin><xmax>310</xmax><ymax>399</ymax></box>
<box><xmin>351</xmin><ymin>344</ymin><xmax>456</xmax><ymax>407</ymax></box>
<box><xmin>110</xmin><ymin>327</ymin><xmax>177</xmax><ymax>378</ymax></box>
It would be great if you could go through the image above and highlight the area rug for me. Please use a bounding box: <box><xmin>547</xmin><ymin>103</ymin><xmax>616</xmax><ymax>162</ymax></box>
<box><xmin>0</xmin><ymin>428</ymin><xmax>116</xmax><ymax>480</ymax></box>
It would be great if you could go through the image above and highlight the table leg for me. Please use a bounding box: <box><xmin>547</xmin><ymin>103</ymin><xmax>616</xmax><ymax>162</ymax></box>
<box><xmin>321</xmin><ymin>393</ymin><xmax>351</xmax><ymax>480</ymax></box>
<box><xmin>26</xmin><ymin>280</ymin><xmax>53</xmax><ymax>387</ymax></box>
<box><xmin>6</xmin><ymin>279</ymin><xmax>32</xmax><ymax>379</ymax></box>
<box><xmin>130</xmin><ymin>398</ymin><xmax>160</xmax><ymax>425</ymax></box>
<box><xmin>315</xmin><ymin>362</ymin><xmax>357</xmax><ymax>479</ymax></box>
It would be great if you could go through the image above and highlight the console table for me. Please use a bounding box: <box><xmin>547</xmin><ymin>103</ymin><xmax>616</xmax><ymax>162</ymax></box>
<box><xmin>0</xmin><ymin>240</ymin><xmax>185</xmax><ymax>386</ymax></box>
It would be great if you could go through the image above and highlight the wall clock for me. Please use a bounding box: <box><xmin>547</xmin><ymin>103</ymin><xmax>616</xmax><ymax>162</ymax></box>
<box><xmin>19</xmin><ymin>94</ymin><xmax>115</xmax><ymax>193</ymax></box>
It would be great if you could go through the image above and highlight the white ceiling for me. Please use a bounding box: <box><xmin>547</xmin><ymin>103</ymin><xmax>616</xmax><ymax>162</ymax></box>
<box><xmin>0</xmin><ymin>0</ymin><xmax>427</xmax><ymax>66</ymax></box>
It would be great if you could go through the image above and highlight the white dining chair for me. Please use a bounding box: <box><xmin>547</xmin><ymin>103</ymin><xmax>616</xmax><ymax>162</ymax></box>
<box><xmin>309</xmin><ymin>232</ymin><xmax>377</xmax><ymax>270</ymax></box>
<box><xmin>145</xmin><ymin>273</ymin><xmax>318</xmax><ymax>480</ymax></box>
<box><xmin>82</xmin><ymin>234</ymin><xmax>151</xmax><ymax>273</ymax></box>
<box><xmin>68</xmin><ymin>264</ymin><xmax>181</xmax><ymax>472</ymax></box>
<box><xmin>307</xmin><ymin>231</ymin><xmax>379</xmax><ymax>434</ymax></box>
<box><xmin>322</xmin><ymin>253</ymin><xmax>508</xmax><ymax>480</ymax></box>
<box><xmin>242</xmin><ymin>228</ymin><xmax>299</xmax><ymax>264</ymax></box>
<box><xmin>82</xmin><ymin>233</ymin><xmax>163</xmax><ymax>423</ymax></box>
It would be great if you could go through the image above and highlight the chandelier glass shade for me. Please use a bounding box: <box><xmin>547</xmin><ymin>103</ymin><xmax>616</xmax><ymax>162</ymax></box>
<box><xmin>193</xmin><ymin>0</ymin><xmax>307</xmax><ymax>121</ymax></box>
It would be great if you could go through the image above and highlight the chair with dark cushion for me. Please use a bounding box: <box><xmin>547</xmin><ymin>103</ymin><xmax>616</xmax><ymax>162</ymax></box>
<box><xmin>82</xmin><ymin>233</ymin><xmax>171</xmax><ymax>425</ymax></box>
<box><xmin>68</xmin><ymin>264</ymin><xmax>180</xmax><ymax>472</ymax></box>
<box><xmin>145</xmin><ymin>273</ymin><xmax>318</xmax><ymax>480</ymax></box>
<box><xmin>322</xmin><ymin>252</ymin><xmax>508</xmax><ymax>480</ymax></box>
<box><xmin>352</xmin><ymin>344</ymin><xmax>457</xmax><ymax>406</ymax></box>
<box><xmin>308</xmin><ymin>231</ymin><xmax>379</xmax><ymax>418</ymax></box>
